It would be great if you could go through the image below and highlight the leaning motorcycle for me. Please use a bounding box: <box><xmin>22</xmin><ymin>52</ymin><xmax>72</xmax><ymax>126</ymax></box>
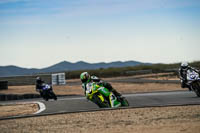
<box><xmin>41</xmin><ymin>83</ymin><xmax>57</xmax><ymax>101</ymax></box>
<box><xmin>85</xmin><ymin>82</ymin><xmax>129</xmax><ymax>108</ymax></box>
<box><xmin>186</xmin><ymin>69</ymin><xmax>200</xmax><ymax>97</ymax></box>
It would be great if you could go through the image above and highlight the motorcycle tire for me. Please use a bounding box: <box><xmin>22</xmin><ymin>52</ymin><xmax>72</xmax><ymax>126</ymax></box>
<box><xmin>119</xmin><ymin>97</ymin><xmax>129</xmax><ymax>107</ymax></box>
<box><xmin>92</xmin><ymin>94</ymin><xmax>110</xmax><ymax>108</ymax></box>
<box><xmin>47</xmin><ymin>90</ymin><xmax>57</xmax><ymax>100</ymax></box>
<box><xmin>54</xmin><ymin>96</ymin><xmax>57</xmax><ymax>100</ymax></box>
<box><xmin>45</xmin><ymin>98</ymin><xmax>49</xmax><ymax>101</ymax></box>
<box><xmin>192</xmin><ymin>82</ymin><xmax>200</xmax><ymax>97</ymax></box>
<box><xmin>51</xmin><ymin>91</ymin><xmax>57</xmax><ymax>100</ymax></box>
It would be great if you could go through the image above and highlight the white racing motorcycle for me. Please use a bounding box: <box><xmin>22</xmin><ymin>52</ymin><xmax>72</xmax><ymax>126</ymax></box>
<box><xmin>186</xmin><ymin>69</ymin><xmax>200</xmax><ymax>97</ymax></box>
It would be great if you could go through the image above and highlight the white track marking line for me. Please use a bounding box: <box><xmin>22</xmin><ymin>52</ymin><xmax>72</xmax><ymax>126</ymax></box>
<box><xmin>0</xmin><ymin>101</ymin><xmax>46</xmax><ymax>114</ymax></box>
<box><xmin>32</xmin><ymin>102</ymin><xmax>46</xmax><ymax>114</ymax></box>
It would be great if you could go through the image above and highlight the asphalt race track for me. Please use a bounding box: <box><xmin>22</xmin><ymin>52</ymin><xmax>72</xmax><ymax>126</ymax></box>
<box><xmin>1</xmin><ymin>90</ymin><xmax>200</xmax><ymax>120</ymax></box>
<box><xmin>40</xmin><ymin>90</ymin><xmax>200</xmax><ymax>114</ymax></box>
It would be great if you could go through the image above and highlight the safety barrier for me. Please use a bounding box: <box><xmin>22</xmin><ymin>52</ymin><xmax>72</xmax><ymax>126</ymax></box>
<box><xmin>0</xmin><ymin>94</ymin><xmax>40</xmax><ymax>101</ymax></box>
<box><xmin>0</xmin><ymin>81</ymin><xmax>8</xmax><ymax>90</ymax></box>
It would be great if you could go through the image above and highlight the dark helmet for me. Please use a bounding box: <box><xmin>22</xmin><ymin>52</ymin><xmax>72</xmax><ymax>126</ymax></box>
<box><xmin>80</xmin><ymin>72</ymin><xmax>91</xmax><ymax>83</ymax></box>
<box><xmin>181</xmin><ymin>62</ymin><xmax>188</xmax><ymax>70</ymax></box>
<box><xmin>36</xmin><ymin>76</ymin><xmax>42</xmax><ymax>84</ymax></box>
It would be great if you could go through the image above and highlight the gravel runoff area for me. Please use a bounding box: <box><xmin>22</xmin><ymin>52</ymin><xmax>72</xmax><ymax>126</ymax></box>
<box><xmin>0</xmin><ymin>105</ymin><xmax>200</xmax><ymax>133</ymax></box>
<box><xmin>0</xmin><ymin>103</ymin><xmax>38</xmax><ymax>118</ymax></box>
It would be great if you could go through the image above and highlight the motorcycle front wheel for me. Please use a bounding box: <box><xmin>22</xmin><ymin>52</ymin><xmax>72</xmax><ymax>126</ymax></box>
<box><xmin>192</xmin><ymin>82</ymin><xmax>200</xmax><ymax>97</ymax></box>
<box><xmin>118</xmin><ymin>97</ymin><xmax>129</xmax><ymax>107</ymax></box>
<box><xmin>92</xmin><ymin>94</ymin><xmax>110</xmax><ymax>108</ymax></box>
<box><xmin>49</xmin><ymin>90</ymin><xmax>57</xmax><ymax>100</ymax></box>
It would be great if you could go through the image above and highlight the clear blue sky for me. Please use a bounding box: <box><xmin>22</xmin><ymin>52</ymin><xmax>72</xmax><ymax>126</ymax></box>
<box><xmin>0</xmin><ymin>0</ymin><xmax>200</xmax><ymax>68</ymax></box>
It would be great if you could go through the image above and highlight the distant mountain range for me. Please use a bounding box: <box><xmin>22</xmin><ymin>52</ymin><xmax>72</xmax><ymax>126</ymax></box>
<box><xmin>0</xmin><ymin>60</ymin><xmax>151</xmax><ymax>77</ymax></box>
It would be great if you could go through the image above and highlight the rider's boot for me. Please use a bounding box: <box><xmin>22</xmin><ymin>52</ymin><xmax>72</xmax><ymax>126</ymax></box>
<box><xmin>103</xmin><ymin>82</ymin><xmax>121</xmax><ymax>96</ymax></box>
<box><xmin>183</xmin><ymin>81</ymin><xmax>192</xmax><ymax>91</ymax></box>
<box><xmin>187</xmin><ymin>86</ymin><xmax>192</xmax><ymax>91</ymax></box>
<box><xmin>103</xmin><ymin>82</ymin><xmax>123</xmax><ymax>100</ymax></box>
<box><xmin>181</xmin><ymin>81</ymin><xmax>192</xmax><ymax>91</ymax></box>
<box><xmin>112</xmin><ymin>89</ymin><xmax>125</xmax><ymax>102</ymax></box>
<box><xmin>112</xmin><ymin>89</ymin><xmax>122</xmax><ymax>97</ymax></box>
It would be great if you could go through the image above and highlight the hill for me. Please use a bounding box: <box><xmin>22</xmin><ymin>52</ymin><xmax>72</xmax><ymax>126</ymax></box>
<box><xmin>0</xmin><ymin>60</ymin><xmax>149</xmax><ymax>77</ymax></box>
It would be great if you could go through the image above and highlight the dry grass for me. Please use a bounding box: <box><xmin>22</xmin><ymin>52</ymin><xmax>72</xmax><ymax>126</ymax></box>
<box><xmin>0</xmin><ymin>105</ymin><xmax>199</xmax><ymax>133</ymax></box>
<box><xmin>0</xmin><ymin>85</ymin><xmax>37</xmax><ymax>94</ymax></box>
<box><xmin>0</xmin><ymin>103</ymin><xmax>38</xmax><ymax>118</ymax></box>
<box><xmin>112</xmin><ymin>82</ymin><xmax>184</xmax><ymax>94</ymax></box>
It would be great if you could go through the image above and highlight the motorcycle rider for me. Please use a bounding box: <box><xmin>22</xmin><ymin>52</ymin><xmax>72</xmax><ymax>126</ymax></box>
<box><xmin>35</xmin><ymin>77</ymin><xmax>44</xmax><ymax>96</ymax></box>
<box><xmin>80</xmin><ymin>72</ymin><xmax>122</xmax><ymax>98</ymax></box>
<box><xmin>179</xmin><ymin>62</ymin><xmax>200</xmax><ymax>91</ymax></box>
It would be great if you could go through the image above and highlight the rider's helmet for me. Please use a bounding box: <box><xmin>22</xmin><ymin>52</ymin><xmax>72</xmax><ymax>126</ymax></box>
<box><xmin>80</xmin><ymin>72</ymin><xmax>91</xmax><ymax>83</ymax></box>
<box><xmin>181</xmin><ymin>62</ymin><xmax>189</xmax><ymax>70</ymax></box>
<box><xmin>36</xmin><ymin>76</ymin><xmax>42</xmax><ymax>84</ymax></box>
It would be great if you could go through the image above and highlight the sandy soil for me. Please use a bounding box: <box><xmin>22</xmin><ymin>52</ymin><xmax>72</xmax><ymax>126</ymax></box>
<box><xmin>0</xmin><ymin>105</ymin><xmax>199</xmax><ymax>133</ymax></box>
<box><xmin>0</xmin><ymin>103</ymin><xmax>38</xmax><ymax>118</ymax></box>
<box><xmin>112</xmin><ymin>82</ymin><xmax>184</xmax><ymax>94</ymax></box>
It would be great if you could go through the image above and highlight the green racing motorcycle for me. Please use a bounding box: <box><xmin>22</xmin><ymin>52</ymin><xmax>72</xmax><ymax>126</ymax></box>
<box><xmin>85</xmin><ymin>82</ymin><xmax>129</xmax><ymax>108</ymax></box>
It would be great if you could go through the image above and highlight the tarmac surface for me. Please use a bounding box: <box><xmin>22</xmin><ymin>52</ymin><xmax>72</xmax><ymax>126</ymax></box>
<box><xmin>40</xmin><ymin>90</ymin><xmax>200</xmax><ymax>114</ymax></box>
<box><xmin>1</xmin><ymin>90</ymin><xmax>200</xmax><ymax>120</ymax></box>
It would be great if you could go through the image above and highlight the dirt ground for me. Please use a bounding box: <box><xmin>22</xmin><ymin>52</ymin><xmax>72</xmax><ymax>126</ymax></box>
<box><xmin>0</xmin><ymin>105</ymin><xmax>200</xmax><ymax>133</ymax></box>
<box><xmin>0</xmin><ymin>103</ymin><xmax>38</xmax><ymax>118</ymax></box>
